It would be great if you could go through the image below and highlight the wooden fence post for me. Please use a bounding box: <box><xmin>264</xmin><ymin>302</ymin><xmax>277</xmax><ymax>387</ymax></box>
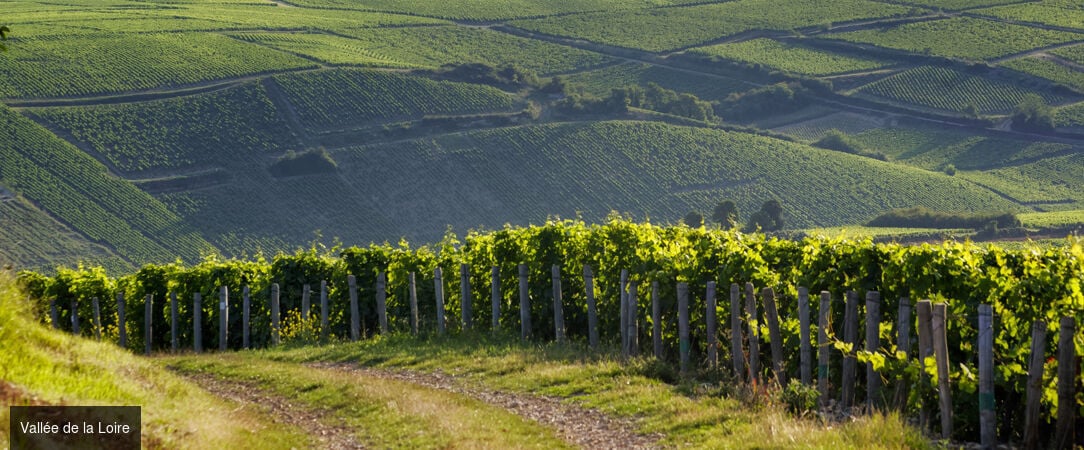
<box><xmin>706</xmin><ymin>281</ymin><xmax>717</xmax><ymax>369</ymax></box>
<box><xmin>585</xmin><ymin>265</ymin><xmax>598</xmax><ymax>349</ymax></box>
<box><xmin>193</xmin><ymin>293</ymin><xmax>202</xmax><ymax>352</ymax></box>
<box><xmin>1024</xmin><ymin>320</ymin><xmax>1047</xmax><ymax>449</ymax></box>
<box><xmin>71</xmin><ymin>299</ymin><xmax>80</xmax><ymax>335</ymax></box>
<box><xmin>866</xmin><ymin>291</ymin><xmax>882</xmax><ymax>411</ymax></box>
<box><xmin>799</xmin><ymin>287</ymin><xmax>811</xmax><ymax>385</ymax></box>
<box><xmin>145</xmin><ymin>294</ymin><xmax>153</xmax><ymax>355</ymax></box>
<box><xmin>745</xmin><ymin>282</ymin><xmax>759</xmax><ymax>384</ymax></box>
<box><xmin>270</xmin><ymin>284</ymin><xmax>280</xmax><ymax>346</ymax></box>
<box><xmin>170</xmin><ymin>291</ymin><xmax>178</xmax><ymax>352</ymax></box>
<box><xmin>764</xmin><ymin>287</ymin><xmax>784</xmax><ymax>385</ymax></box>
<box><xmin>917</xmin><ymin>299</ymin><xmax>934</xmax><ymax>430</ymax></box>
<box><xmin>50</xmin><ymin>299</ymin><xmax>58</xmax><ymax>330</ymax></box>
<box><xmin>620</xmin><ymin>269</ymin><xmax>629</xmax><ymax>354</ymax></box>
<box><xmin>242</xmin><ymin>286</ymin><xmax>250</xmax><ymax>350</ymax></box>
<box><xmin>518</xmin><ymin>264</ymin><xmax>529</xmax><ymax>340</ymax></box>
<box><xmin>302</xmin><ymin>284</ymin><xmax>311</xmax><ymax>322</ymax></box>
<box><xmin>491</xmin><ymin>266</ymin><xmax>500</xmax><ymax>332</ymax></box>
<box><xmin>677</xmin><ymin>282</ymin><xmax>690</xmax><ymax>374</ymax></box>
<box><xmin>1054</xmin><ymin>316</ymin><xmax>1077</xmax><ymax>449</ymax></box>
<box><xmin>219</xmin><ymin>287</ymin><xmax>228</xmax><ymax>351</ymax></box>
<box><xmin>626</xmin><ymin>280</ymin><xmax>638</xmax><ymax>357</ymax></box>
<box><xmin>932</xmin><ymin>302</ymin><xmax>952</xmax><ymax>439</ymax></box>
<box><xmin>818</xmin><ymin>291</ymin><xmax>831</xmax><ymax>409</ymax></box>
<box><xmin>434</xmin><ymin>267</ymin><xmax>446</xmax><ymax>335</ymax></box>
<box><xmin>552</xmin><ymin>265</ymin><xmax>566</xmax><ymax>343</ymax></box>
<box><xmin>408</xmin><ymin>273</ymin><xmax>418</xmax><ymax>336</ymax></box>
<box><xmin>731</xmin><ymin>283</ymin><xmax>745</xmax><ymax>380</ymax></box>
<box><xmin>978</xmin><ymin>304</ymin><xmax>995</xmax><ymax>449</ymax></box>
<box><xmin>321</xmin><ymin>280</ymin><xmax>330</xmax><ymax>339</ymax></box>
<box><xmin>117</xmin><ymin>292</ymin><xmax>126</xmax><ymax>348</ymax></box>
<box><xmin>460</xmin><ymin>264</ymin><xmax>472</xmax><ymax>331</ymax></box>
<box><xmin>894</xmin><ymin>297</ymin><xmax>912</xmax><ymax>410</ymax></box>
<box><xmin>348</xmin><ymin>275</ymin><xmax>359</xmax><ymax>341</ymax></box>
<box><xmin>92</xmin><ymin>296</ymin><xmax>101</xmax><ymax>341</ymax></box>
<box><xmin>841</xmin><ymin>291</ymin><xmax>859</xmax><ymax>410</ymax></box>
<box><xmin>376</xmin><ymin>274</ymin><xmax>387</xmax><ymax>334</ymax></box>
<box><xmin>652</xmin><ymin>281</ymin><xmax>662</xmax><ymax>360</ymax></box>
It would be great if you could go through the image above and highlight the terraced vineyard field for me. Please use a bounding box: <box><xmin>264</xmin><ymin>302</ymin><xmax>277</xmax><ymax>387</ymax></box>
<box><xmin>773</xmin><ymin>112</ymin><xmax>886</xmax><ymax>142</ymax></box>
<box><xmin>562</xmin><ymin>62</ymin><xmax>750</xmax><ymax>100</ymax></box>
<box><xmin>1049</xmin><ymin>43</ymin><xmax>1084</xmax><ymax>64</ymax></box>
<box><xmin>29</xmin><ymin>82</ymin><xmax>299</xmax><ymax>173</ymax></box>
<box><xmin>510</xmin><ymin>0</ymin><xmax>915</xmax><ymax>52</ymax></box>
<box><xmin>1000</xmin><ymin>56</ymin><xmax>1084</xmax><ymax>92</ymax></box>
<box><xmin>1055</xmin><ymin>101</ymin><xmax>1084</xmax><ymax>128</ymax></box>
<box><xmin>688</xmin><ymin>38</ymin><xmax>891</xmax><ymax>76</ymax></box>
<box><xmin>276</xmin><ymin>0</ymin><xmax>713</xmax><ymax>21</ymax></box>
<box><xmin>855</xmin><ymin>65</ymin><xmax>1071</xmax><ymax>113</ymax></box>
<box><xmin>977</xmin><ymin>0</ymin><xmax>1084</xmax><ymax>31</ymax></box>
<box><xmin>0</xmin><ymin>197</ymin><xmax>131</xmax><ymax>273</ymax></box>
<box><xmin>272</xmin><ymin>69</ymin><xmax>519</xmax><ymax>132</ymax></box>
<box><xmin>327</xmin><ymin>26</ymin><xmax>615</xmax><ymax>75</ymax></box>
<box><xmin>959</xmin><ymin>159</ymin><xmax>1084</xmax><ymax>208</ymax></box>
<box><xmin>161</xmin><ymin>4</ymin><xmax>448</xmax><ymax>29</ymax></box>
<box><xmin>824</xmin><ymin>17</ymin><xmax>1083</xmax><ymax>61</ymax></box>
<box><xmin>232</xmin><ymin>33</ymin><xmax>413</xmax><ymax>68</ymax></box>
<box><xmin>1019</xmin><ymin>209</ymin><xmax>1084</xmax><ymax>228</ymax></box>
<box><xmin>852</xmin><ymin>125</ymin><xmax>1075</xmax><ymax>169</ymax></box>
<box><xmin>890</xmin><ymin>0</ymin><xmax>1025</xmax><ymax>9</ymax></box>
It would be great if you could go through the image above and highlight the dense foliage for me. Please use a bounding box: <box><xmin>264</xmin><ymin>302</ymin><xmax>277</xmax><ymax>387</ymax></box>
<box><xmin>867</xmin><ymin>207</ymin><xmax>1021</xmax><ymax>229</ymax></box>
<box><xmin>269</xmin><ymin>148</ymin><xmax>338</xmax><ymax>178</ymax></box>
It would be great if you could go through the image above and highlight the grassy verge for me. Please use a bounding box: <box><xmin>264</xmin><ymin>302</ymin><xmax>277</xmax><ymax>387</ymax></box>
<box><xmin>164</xmin><ymin>354</ymin><xmax>573</xmax><ymax>449</ymax></box>
<box><xmin>0</xmin><ymin>273</ymin><xmax>309</xmax><ymax>449</ymax></box>
<box><xmin>255</xmin><ymin>333</ymin><xmax>929</xmax><ymax>449</ymax></box>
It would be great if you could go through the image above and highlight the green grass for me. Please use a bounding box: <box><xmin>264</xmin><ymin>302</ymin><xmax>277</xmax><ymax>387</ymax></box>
<box><xmin>1019</xmin><ymin>209</ymin><xmax>1084</xmax><ymax>228</ymax></box>
<box><xmin>29</xmin><ymin>82</ymin><xmax>299</xmax><ymax>173</ymax></box>
<box><xmin>0</xmin><ymin>33</ymin><xmax>317</xmax><ymax>99</ymax></box>
<box><xmin>510</xmin><ymin>0</ymin><xmax>915</xmax><ymax>52</ymax></box>
<box><xmin>689</xmin><ymin>38</ymin><xmax>891</xmax><ymax>76</ymax></box>
<box><xmin>977</xmin><ymin>0</ymin><xmax>1084</xmax><ymax>31</ymax></box>
<box><xmin>562</xmin><ymin>62</ymin><xmax>750</xmax><ymax>100</ymax></box>
<box><xmin>0</xmin><ymin>274</ymin><xmax>311</xmax><ymax>449</ymax></box>
<box><xmin>854</xmin><ymin>65</ymin><xmax>1071</xmax><ymax>113</ymax></box>
<box><xmin>1000</xmin><ymin>56</ymin><xmax>1084</xmax><ymax>92</ymax></box>
<box><xmin>273</xmin><ymin>69</ymin><xmax>519</xmax><ymax>132</ymax></box>
<box><xmin>825</xmin><ymin>17</ymin><xmax>1083</xmax><ymax>61</ymax></box>
<box><xmin>165</xmin><ymin>353</ymin><xmax>574</xmax><ymax>449</ymax></box>
<box><xmin>242</xmin><ymin>333</ymin><xmax>929</xmax><ymax>449</ymax></box>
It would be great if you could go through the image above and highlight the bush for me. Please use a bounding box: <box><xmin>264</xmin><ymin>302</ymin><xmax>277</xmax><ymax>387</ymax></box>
<box><xmin>867</xmin><ymin>207</ymin><xmax>1020</xmax><ymax>229</ymax></box>
<box><xmin>717</xmin><ymin>82</ymin><xmax>811</xmax><ymax>121</ymax></box>
<box><xmin>1011</xmin><ymin>94</ymin><xmax>1054</xmax><ymax>133</ymax></box>
<box><xmin>813</xmin><ymin>130</ymin><xmax>886</xmax><ymax>160</ymax></box>
<box><xmin>269</xmin><ymin>147</ymin><xmax>337</xmax><ymax>178</ymax></box>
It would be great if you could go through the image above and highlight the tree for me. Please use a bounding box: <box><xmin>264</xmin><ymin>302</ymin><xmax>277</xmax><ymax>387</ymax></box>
<box><xmin>1</xmin><ymin>26</ymin><xmax>9</xmax><ymax>52</ymax></box>
<box><xmin>683</xmin><ymin>211</ymin><xmax>704</xmax><ymax>228</ymax></box>
<box><xmin>744</xmin><ymin>210</ymin><xmax>772</xmax><ymax>232</ymax></box>
<box><xmin>1011</xmin><ymin>94</ymin><xmax>1054</xmax><ymax>133</ymax></box>
<box><xmin>711</xmin><ymin>200</ymin><xmax>738</xmax><ymax>228</ymax></box>
<box><xmin>745</xmin><ymin>200</ymin><xmax>783</xmax><ymax>232</ymax></box>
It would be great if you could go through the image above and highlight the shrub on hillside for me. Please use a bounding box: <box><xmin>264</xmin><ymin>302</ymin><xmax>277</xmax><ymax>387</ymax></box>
<box><xmin>269</xmin><ymin>148</ymin><xmax>337</xmax><ymax>178</ymax></box>
<box><xmin>867</xmin><ymin>207</ymin><xmax>1020</xmax><ymax>229</ymax></box>
<box><xmin>813</xmin><ymin>129</ymin><xmax>886</xmax><ymax>160</ymax></box>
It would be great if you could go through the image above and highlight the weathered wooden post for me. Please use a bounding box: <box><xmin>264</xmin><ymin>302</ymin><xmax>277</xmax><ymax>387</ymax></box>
<box><xmin>145</xmin><ymin>294</ymin><xmax>153</xmax><ymax>355</ymax></box>
<box><xmin>626</xmin><ymin>280</ymin><xmax>638</xmax><ymax>357</ymax></box>
<box><xmin>1054</xmin><ymin>316</ymin><xmax>1077</xmax><ymax>449</ymax></box>
<box><xmin>242</xmin><ymin>286</ymin><xmax>251</xmax><ymax>349</ymax></box>
<box><xmin>585</xmin><ymin>265</ymin><xmax>598</xmax><ymax>349</ymax></box>
<box><xmin>348</xmin><ymin>275</ymin><xmax>359</xmax><ymax>341</ymax></box>
<box><xmin>764</xmin><ymin>287</ymin><xmax>784</xmax><ymax>385</ymax></box>
<box><xmin>193</xmin><ymin>293</ymin><xmax>202</xmax><ymax>352</ymax></box>
<box><xmin>320</xmin><ymin>280</ymin><xmax>330</xmax><ymax>339</ymax></box>
<box><xmin>894</xmin><ymin>297</ymin><xmax>912</xmax><ymax>409</ymax></box>
<box><xmin>978</xmin><ymin>304</ymin><xmax>995</xmax><ymax>449</ymax></box>
<box><xmin>491</xmin><ymin>266</ymin><xmax>500</xmax><ymax>332</ymax></box>
<box><xmin>50</xmin><ymin>299</ymin><xmax>58</xmax><ymax>330</ymax></box>
<box><xmin>745</xmin><ymin>282</ymin><xmax>759</xmax><ymax>384</ymax></box>
<box><xmin>552</xmin><ymin>265</ymin><xmax>565</xmax><ymax>343</ymax></box>
<box><xmin>917</xmin><ymin>299</ymin><xmax>934</xmax><ymax>429</ymax></box>
<box><xmin>270</xmin><ymin>284</ymin><xmax>280</xmax><ymax>346</ymax></box>
<box><xmin>92</xmin><ymin>296</ymin><xmax>102</xmax><ymax>341</ymax></box>
<box><xmin>219</xmin><ymin>286</ymin><xmax>228</xmax><ymax>351</ymax></box>
<box><xmin>818</xmin><ymin>291</ymin><xmax>831</xmax><ymax>408</ymax></box>
<box><xmin>408</xmin><ymin>272</ymin><xmax>419</xmax><ymax>336</ymax></box>
<box><xmin>731</xmin><ymin>283</ymin><xmax>745</xmax><ymax>380</ymax></box>
<box><xmin>170</xmin><ymin>291</ymin><xmax>178</xmax><ymax>352</ymax></box>
<box><xmin>798</xmin><ymin>287</ymin><xmax>811</xmax><ymax>385</ymax></box>
<box><xmin>932</xmin><ymin>302</ymin><xmax>952</xmax><ymax>439</ymax></box>
<box><xmin>841</xmin><ymin>291</ymin><xmax>858</xmax><ymax>409</ymax></box>
<box><xmin>434</xmin><ymin>267</ymin><xmax>446</xmax><ymax>335</ymax></box>
<box><xmin>706</xmin><ymin>281</ymin><xmax>718</xmax><ymax>369</ymax></box>
<box><xmin>460</xmin><ymin>264</ymin><xmax>472</xmax><ymax>331</ymax></box>
<box><xmin>620</xmin><ymin>269</ymin><xmax>629</xmax><ymax>354</ymax></box>
<box><xmin>652</xmin><ymin>280</ymin><xmax>662</xmax><ymax>360</ymax></box>
<box><xmin>301</xmin><ymin>284</ymin><xmax>311</xmax><ymax>322</ymax></box>
<box><xmin>117</xmin><ymin>292</ymin><xmax>126</xmax><ymax>348</ymax></box>
<box><xmin>1024</xmin><ymin>320</ymin><xmax>1047</xmax><ymax>449</ymax></box>
<box><xmin>866</xmin><ymin>291</ymin><xmax>882</xmax><ymax>411</ymax></box>
<box><xmin>677</xmin><ymin>282</ymin><xmax>690</xmax><ymax>374</ymax></box>
<box><xmin>71</xmin><ymin>299</ymin><xmax>80</xmax><ymax>335</ymax></box>
<box><xmin>518</xmin><ymin>264</ymin><xmax>530</xmax><ymax>340</ymax></box>
<box><xmin>376</xmin><ymin>274</ymin><xmax>387</xmax><ymax>334</ymax></box>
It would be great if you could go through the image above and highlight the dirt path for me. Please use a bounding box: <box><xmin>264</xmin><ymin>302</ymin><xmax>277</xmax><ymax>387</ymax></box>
<box><xmin>181</xmin><ymin>373</ymin><xmax>366</xmax><ymax>450</ymax></box>
<box><xmin>311</xmin><ymin>362</ymin><xmax>662</xmax><ymax>450</ymax></box>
